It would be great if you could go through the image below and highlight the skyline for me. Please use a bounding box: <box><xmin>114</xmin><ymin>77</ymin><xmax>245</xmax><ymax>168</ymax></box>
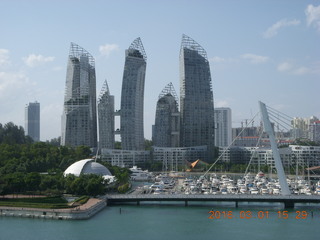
<box><xmin>0</xmin><ymin>0</ymin><xmax>319</xmax><ymax>141</ymax></box>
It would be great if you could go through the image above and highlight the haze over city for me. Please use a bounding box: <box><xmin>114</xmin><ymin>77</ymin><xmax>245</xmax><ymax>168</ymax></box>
<box><xmin>0</xmin><ymin>0</ymin><xmax>319</xmax><ymax>141</ymax></box>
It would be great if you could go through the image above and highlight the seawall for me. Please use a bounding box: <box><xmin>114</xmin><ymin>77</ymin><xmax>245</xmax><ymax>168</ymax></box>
<box><xmin>0</xmin><ymin>198</ymin><xmax>106</xmax><ymax>220</ymax></box>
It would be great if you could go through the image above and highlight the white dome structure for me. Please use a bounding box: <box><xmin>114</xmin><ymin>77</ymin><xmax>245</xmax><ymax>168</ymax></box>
<box><xmin>64</xmin><ymin>158</ymin><xmax>115</xmax><ymax>182</ymax></box>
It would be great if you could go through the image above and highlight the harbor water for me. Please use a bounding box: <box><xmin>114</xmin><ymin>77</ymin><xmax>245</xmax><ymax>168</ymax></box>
<box><xmin>1</xmin><ymin>203</ymin><xmax>320</xmax><ymax>240</ymax></box>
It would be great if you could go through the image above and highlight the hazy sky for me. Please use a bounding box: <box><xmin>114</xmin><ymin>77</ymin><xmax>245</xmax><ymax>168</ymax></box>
<box><xmin>0</xmin><ymin>0</ymin><xmax>319</xmax><ymax>141</ymax></box>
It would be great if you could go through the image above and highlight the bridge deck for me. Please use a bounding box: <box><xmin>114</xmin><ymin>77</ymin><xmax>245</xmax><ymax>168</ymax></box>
<box><xmin>105</xmin><ymin>194</ymin><xmax>320</xmax><ymax>208</ymax></box>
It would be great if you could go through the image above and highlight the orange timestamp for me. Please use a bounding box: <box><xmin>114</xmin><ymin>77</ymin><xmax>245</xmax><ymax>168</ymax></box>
<box><xmin>208</xmin><ymin>210</ymin><xmax>309</xmax><ymax>220</ymax></box>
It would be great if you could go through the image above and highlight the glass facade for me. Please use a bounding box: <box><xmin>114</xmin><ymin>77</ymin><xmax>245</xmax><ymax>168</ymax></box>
<box><xmin>153</xmin><ymin>82</ymin><xmax>180</xmax><ymax>147</ymax></box>
<box><xmin>120</xmin><ymin>38</ymin><xmax>147</xmax><ymax>150</ymax></box>
<box><xmin>61</xmin><ymin>43</ymin><xmax>97</xmax><ymax>148</ymax></box>
<box><xmin>25</xmin><ymin>101</ymin><xmax>40</xmax><ymax>141</ymax></box>
<box><xmin>214</xmin><ymin>108</ymin><xmax>232</xmax><ymax>147</ymax></box>
<box><xmin>179</xmin><ymin>34</ymin><xmax>215</xmax><ymax>160</ymax></box>
<box><xmin>98</xmin><ymin>80</ymin><xmax>115</xmax><ymax>149</ymax></box>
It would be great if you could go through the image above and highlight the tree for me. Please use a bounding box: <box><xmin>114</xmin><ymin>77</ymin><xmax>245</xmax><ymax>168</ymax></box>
<box><xmin>85</xmin><ymin>175</ymin><xmax>105</xmax><ymax>196</ymax></box>
<box><xmin>25</xmin><ymin>172</ymin><xmax>41</xmax><ymax>191</ymax></box>
<box><xmin>75</xmin><ymin>146</ymin><xmax>92</xmax><ymax>159</ymax></box>
<box><xmin>2</xmin><ymin>172</ymin><xmax>26</xmax><ymax>194</ymax></box>
<box><xmin>47</xmin><ymin>137</ymin><xmax>61</xmax><ymax>146</ymax></box>
<box><xmin>0</xmin><ymin>122</ymin><xmax>32</xmax><ymax>144</ymax></box>
<box><xmin>115</xmin><ymin>141</ymin><xmax>121</xmax><ymax>149</ymax></box>
<box><xmin>112</xmin><ymin>166</ymin><xmax>130</xmax><ymax>184</ymax></box>
<box><xmin>293</xmin><ymin>139</ymin><xmax>320</xmax><ymax>146</ymax></box>
<box><xmin>145</xmin><ymin>139</ymin><xmax>153</xmax><ymax>151</ymax></box>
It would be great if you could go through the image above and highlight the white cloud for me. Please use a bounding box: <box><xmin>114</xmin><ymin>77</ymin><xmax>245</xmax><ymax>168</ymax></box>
<box><xmin>263</xmin><ymin>19</ymin><xmax>300</xmax><ymax>38</ymax></box>
<box><xmin>277</xmin><ymin>62</ymin><xmax>293</xmax><ymax>72</ymax></box>
<box><xmin>0</xmin><ymin>72</ymin><xmax>31</xmax><ymax>99</ymax></box>
<box><xmin>216</xmin><ymin>100</ymin><xmax>230</xmax><ymax>108</ymax></box>
<box><xmin>209</xmin><ymin>56</ymin><xmax>226</xmax><ymax>63</ymax></box>
<box><xmin>293</xmin><ymin>67</ymin><xmax>310</xmax><ymax>75</ymax></box>
<box><xmin>277</xmin><ymin>61</ymin><xmax>319</xmax><ymax>75</ymax></box>
<box><xmin>23</xmin><ymin>54</ymin><xmax>55</xmax><ymax>67</ymax></box>
<box><xmin>241</xmin><ymin>53</ymin><xmax>269</xmax><ymax>64</ymax></box>
<box><xmin>0</xmin><ymin>49</ymin><xmax>10</xmax><ymax>66</ymax></box>
<box><xmin>99</xmin><ymin>44</ymin><xmax>119</xmax><ymax>56</ymax></box>
<box><xmin>305</xmin><ymin>4</ymin><xmax>320</xmax><ymax>32</ymax></box>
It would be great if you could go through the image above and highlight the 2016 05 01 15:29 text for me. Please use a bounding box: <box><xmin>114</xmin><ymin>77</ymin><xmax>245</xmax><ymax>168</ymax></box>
<box><xmin>208</xmin><ymin>210</ymin><xmax>309</xmax><ymax>220</ymax></box>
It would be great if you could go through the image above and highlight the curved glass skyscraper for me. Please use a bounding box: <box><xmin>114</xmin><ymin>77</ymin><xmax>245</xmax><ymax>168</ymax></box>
<box><xmin>120</xmin><ymin>38</ymin><xmax>147</xmax><ymax>150</ymax></box>
<box><xmin>98</xmin><ymin>80</ymin><xmax>115</xmax><ymax>149</ymax></box>
<box><xmin>61</xmin><ymin>43</ymin><xmax>97</xmax><ymax>148</ymax></box>
<box><xmin>153</xmin><ymin>83</ymin><xmax>180</xmax><ymax>147</ymax></box>
<box><xmin>179</xmin><ymin>35</ymin><xmax>214</xmax><ymax>159</ymax></box>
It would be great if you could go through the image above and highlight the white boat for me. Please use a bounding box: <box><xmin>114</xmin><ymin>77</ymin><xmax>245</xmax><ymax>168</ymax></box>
<box><xmin>153</xmin><ymin>187</ymin><xmax>165</xmax><ymax>194</ymax></box>
<box><xmin>130</xmin><ymin>166</ymin><xmax>153</xmax><ymax>181</ymax></box>
<box><xmin>272</xmin><ymin>188</ymin><xmax>280</xmax><ymax>195</ymax></box>
<box><xmin>250</xmin><ymin>187</ymin><xmax>259</xmax><ymax>195</ymax></box>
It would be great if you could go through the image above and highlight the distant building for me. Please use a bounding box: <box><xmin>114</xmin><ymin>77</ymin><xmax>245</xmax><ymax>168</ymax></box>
<box><xmin>101</xmin><ymin>149</ymin><xmax>150</xmax><ymax>167</ymax></box>
<box><xmin>232</xmin><ymin>136</ymin><xmax>261</xmax><ymax>147</ymax></box>
<box><xmin>153</xmin><ymin>83</ymin><xmax>180</xmax><ymax>147</ymax></box>
<box><xmin>152</xmin><ymin>146</ymin><xmax>208</xmax><ymax>171</ymax></box>
<box><xmin>25</xmin><ymin>101</ymin><xmax>40</xmax><ymax>141</ymax></box>
<box><xmin>219</xmin><ymin>145</ymin><xmax>320</xmax><ymax>168</ymax></box>
<box><xmin>120</xmin><ymin>38</ymin><xmax>147</xmax><ymax>151</ymax></box>
<box><xmin>290</xmin><ymin>145</ymin><xmax>320</xmax><ymax>166</ymax></box>
<box><xmin>98</xmin><ymin>80</ymin><xmax>115</xmax><ymax>149</ymax></box>
<box><xmin>232</xmin><ymin>126</ymin><xmax>260</xmax><ymax>140</ymax></box>
<box><xmin>309</xmin><ymin>121</ymin><xmax>320</xmax><ymax>143</ymax></box>
<box><xmin>291</xmin><ymin>116</ymin><xmax>319</xmax><ymax>139</ymax></box>
<box><xmin>179</xmin><ymin>34</ymin><xmax>215</xmax><ymax>161</ymax></box>
<box><xmin>214</xmin><ymin>108</ymin><xmax>232</xmax><ymax>147</ymax></box>
<box><xmin>232</xmin><ymin>126</ymin><xmax>260</xmax><ymax>147</ymax></box>
<box><xmin>61</xmin><ymin>43</ymin><xmax>97</xmax><ymax>148</ymax></box>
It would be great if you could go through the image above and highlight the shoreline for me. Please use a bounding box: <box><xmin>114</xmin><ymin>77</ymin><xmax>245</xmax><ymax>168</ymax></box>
<box><xmin>0</xmin><ymin>198</ymin><xmax>106</xmax><ymax>220</ymax></box>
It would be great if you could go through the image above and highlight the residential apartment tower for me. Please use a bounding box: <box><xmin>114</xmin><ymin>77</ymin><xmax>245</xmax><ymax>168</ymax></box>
<box><xmin>120</xmin><ymin>38</ymin><xmax>147</xmax><ymax>150</ymax></box>
<box><xmin>61</xmin><ymin>43</ymin><xmax>97</xmax><ymax>148</ymax></box>
<box><xmin>179</xmin><ymin>34</ymin><xmax>215</xmax><ymax>160</ymax></box>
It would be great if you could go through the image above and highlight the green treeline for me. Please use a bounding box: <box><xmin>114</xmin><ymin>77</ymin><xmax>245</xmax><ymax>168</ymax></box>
<box><xmin>0</xmin><ymin>122</ymin><xmax>130</xmax><ymax>197</ymax></box>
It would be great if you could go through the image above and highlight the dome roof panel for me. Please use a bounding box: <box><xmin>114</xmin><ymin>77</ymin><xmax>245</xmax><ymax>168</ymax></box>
<box><xmin>82</xmin><ymin>161</ymin><xmax>112</xmax><ymax>176</ymax></box>
<box><xmin>64</xmin><ymin>158</ymin><xmax>112</xmax><ymax>177</ymax></box>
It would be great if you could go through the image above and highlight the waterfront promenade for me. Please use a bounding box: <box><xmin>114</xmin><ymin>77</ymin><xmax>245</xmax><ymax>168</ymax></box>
<box><xmin>105</xmin><ymin>194</ymin><xmax>320</xmax><ymax>208</ymax></box>
<box><xmin>0</xmin><ymin>198</ymin><xmax>106</xmax><ymax>220</ymax></box>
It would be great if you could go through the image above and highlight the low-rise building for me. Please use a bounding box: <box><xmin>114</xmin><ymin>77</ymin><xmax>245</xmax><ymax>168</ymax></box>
<box><xmin>219</xmin><ymin>145</ymin><xmax>320</xmax><ymax>168</ymax></box>
<box><xmin>100</xmin><ymin>148</ymin><xmax>150</xmax><ymax>167</ymax></box>
<box><xmin>152</xmin><ymin>146</ymin><xmax>208</xmax><ymax>171</ymax></box>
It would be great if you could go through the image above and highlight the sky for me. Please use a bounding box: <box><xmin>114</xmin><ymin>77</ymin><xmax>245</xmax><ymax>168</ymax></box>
<box><xmin>0</xmin><ymin>0</ymin><xmax>319</xmax><ymax>141</ymax></box>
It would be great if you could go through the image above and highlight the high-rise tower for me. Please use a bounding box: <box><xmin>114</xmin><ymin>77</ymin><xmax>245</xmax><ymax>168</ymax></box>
<box><xmin>214</xmin><ymin>108</ymin><xmax>232</xmax><ymax>147</ymax></box>
<box><xmin>153</xmin><ymin>83</ymin><xmax>180</xmax><ymax>147</ymax></box>
<box><xmin>179</xmin><ymin>34</ymin><xmax>215</xmax><ymax>159</ymax></box>
<box><xmin>61</xmin><ymin>43</ymin><xmax>97</xmax><ymax>148</ymax></box>
<box><xmin>98</xmin><ymin>80</ymin><xmax>115</xmax><ymax>149</ymax></box>
<box><xmin>120</xmin><ymin>38</ymin><xmax>147</xmax><ymax>150</ymax></box>
<box><xmin>25</xmin><ymin>101</ymin><xmax>40</xmax><ymax>141</ymax></box>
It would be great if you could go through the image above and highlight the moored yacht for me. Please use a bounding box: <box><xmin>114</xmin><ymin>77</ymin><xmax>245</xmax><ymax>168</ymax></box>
<box><xmin>130</xmin><ymin>166</ymin><xmax>153</xmax><ymax>181</ymax></box>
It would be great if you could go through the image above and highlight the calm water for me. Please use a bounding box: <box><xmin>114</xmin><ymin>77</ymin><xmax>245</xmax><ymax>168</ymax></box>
<box><xmin>1</xmin><ymin>203</ymin><xmax>320</xmax><ymax>240</ymax></box>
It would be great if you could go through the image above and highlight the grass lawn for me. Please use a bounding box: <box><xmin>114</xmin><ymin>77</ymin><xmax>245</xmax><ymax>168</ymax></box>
<box><xmin>0</xmin><ymin>196</ymin><xmax>72</xmax><ymax>209</ymax></box>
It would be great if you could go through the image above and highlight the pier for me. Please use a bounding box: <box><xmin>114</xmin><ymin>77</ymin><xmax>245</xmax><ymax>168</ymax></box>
<box><xmin>106</xmin><ymin>194</ymin><xmax>320</xmax><ymax>208</ymax></box>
